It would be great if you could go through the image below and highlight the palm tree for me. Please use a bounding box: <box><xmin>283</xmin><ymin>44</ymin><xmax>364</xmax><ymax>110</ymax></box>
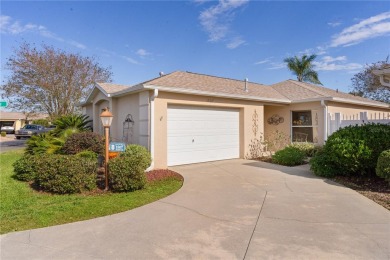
<box><xmin>284</xmin><ymin>54</ymin><xmax>322</xmax><ymax>85</ymax></box>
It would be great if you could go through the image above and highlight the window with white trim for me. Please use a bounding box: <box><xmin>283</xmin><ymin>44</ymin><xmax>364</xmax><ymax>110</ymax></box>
<box><xmin>291</xmin><ymin>110</ymin><xmax>319</xmax><ymax>143</ymax></box>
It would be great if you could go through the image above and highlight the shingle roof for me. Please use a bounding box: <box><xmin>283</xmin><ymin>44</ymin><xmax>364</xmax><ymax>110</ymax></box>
<box><xmin>88</xmin><ymin>71</ymin><xmax>388</xmax><ymax>108</ymax></box>
<box><xmin>96</xmin><ymin>82</ymin><xmax>130</xmax><ymax>94</ymax></box>
<box><xmin>144</xmin><ymin>71</ymin><xmax>288</xmax><ymax>101</ymax></box>
<box><xmin>272</xmin><ymin>80</ymin><xmax>387</xmax><ymax>106</ymax></box>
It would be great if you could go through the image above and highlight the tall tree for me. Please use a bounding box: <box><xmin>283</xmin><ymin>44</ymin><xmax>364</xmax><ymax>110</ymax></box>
<box><xmin>350</xmin><ymin>57</ymin><xmax>390</xmax><ymax>104</ymax></box>
<box><xmin>284</xmin><ymin>54</ymin><xmax>322</xmax><ymax>85</ymax></box>
<box><xmin>1</xmin><ymin>43</ymin><xmax>112</xmax><ymax>119</ymax></box>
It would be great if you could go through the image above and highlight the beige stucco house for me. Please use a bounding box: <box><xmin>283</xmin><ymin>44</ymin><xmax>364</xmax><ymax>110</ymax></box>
<box><xmin>81</xmin><ymin>71</ymin><xmax>390</xmax><ymax>169</ymax></box>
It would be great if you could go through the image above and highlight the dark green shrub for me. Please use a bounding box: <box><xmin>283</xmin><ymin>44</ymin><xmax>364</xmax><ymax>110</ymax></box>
<box><xmin>62</xmin><ymin>132</ymin><xmax>104</xmax><ymax>155</ymax></box>
<box><xmin>1</xmin><ymin>131</ymin><xmax>6</xmax><ymax>137</ymax></box>
<box><xmin>13</xmin><ymin>155</ymin><xmax>38</xmax><ymax>181</ymax></box>
<box><xmin>108</xmin><ymin>145</ymin><xmax>151</xmax><ymax>192</ymax></box>
<box><xmin>34</xmin><ymin>155</ymin><xmax>97</xmax><ymax>194</ymax></box>
<box><xmin>76</xmin><ymin>150</ymin><xmax>98</xmax><ymax>160</ymax></box>
<box><xmin>272</xmin><ymin>146</ymin><xmax>305</xmax><ymax>166</ymax></box>
<box><xmin>311</xmin><ymin>123</ymin><xmax>390</xmax><ymax>177</ymax></box>
<box><xmin>376</xmin><ymin>150</ymin><xmax>390</xmax><ymax>183</ymax></box>
<box><xmin>309</xmin><ymin>148</ymin><xmax>338</xmax><ymax>178</ymax></box>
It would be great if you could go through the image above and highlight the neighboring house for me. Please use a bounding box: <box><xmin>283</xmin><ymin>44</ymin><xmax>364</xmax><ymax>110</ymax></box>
<box><xmin>80</xmin><ymin>71</ymin><xmax>390</xmax><ymax>169</ymax></box>
<box><xmin>0</xmin><ymin>111</ymin><xmax>48</xmax><ymax>132</ymax></box>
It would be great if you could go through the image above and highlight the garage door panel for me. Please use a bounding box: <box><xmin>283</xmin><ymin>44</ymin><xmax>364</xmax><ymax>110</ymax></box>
<box><xmin>167</xmin><ymin>105</ymin><xmax>240</xmax><ymax>166</ymax></box>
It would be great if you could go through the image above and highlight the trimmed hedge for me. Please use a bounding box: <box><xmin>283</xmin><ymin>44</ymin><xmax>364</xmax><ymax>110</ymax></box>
<box><xmin>34</xmin><ymin>155</ymin><xmax>97</xmax><ymax>194</ymax></box>
<box><xmin>272</xmin><ymin>146</ymin><xmax>306</xmax><ymax>166</ymax></box>
<box><xmin>62</xmin><ymin>132</ymin><xmax>104</xmax><ymax>155</ymax></box>
<box><xmin>310</xmin><ymin>123</ymin><xmax>390</xmax><ymax>177</ymax></box>
<box><xmin>13</xmin><ymin>155</ymin><xmax>37</xmax><ymax>181</ymax></box>
<box><xmin>108</xmin><ymin>145</ymin><xmax>151</xmax><ymax>192</ymax></box>
<box><xmin>376</xmin><ymin>150</ymin><xmax>390</xmax><ymax>183</ymax></box>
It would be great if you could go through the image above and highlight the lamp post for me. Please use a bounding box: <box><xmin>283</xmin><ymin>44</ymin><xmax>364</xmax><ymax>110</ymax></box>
<box><xmin>100</xmin><ymin>107</ymin><xmax>113</xmax><ymax>191</ymax></box>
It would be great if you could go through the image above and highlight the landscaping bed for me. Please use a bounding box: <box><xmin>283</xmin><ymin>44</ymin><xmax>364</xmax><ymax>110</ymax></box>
<box><xmin>0</xmin><ymin>150</ymin><xmax>183</xmax><ymax>234</ymax></box>
<box><xmin>333</xmin><ymin>175</ymin><xmax>390</xmax><ymax>210</ymax></box>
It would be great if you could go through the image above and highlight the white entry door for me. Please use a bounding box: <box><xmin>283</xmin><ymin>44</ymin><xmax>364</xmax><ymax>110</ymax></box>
<box><xmin>167</xmin><ymin>105</ymin><xmax>240</xmax><ymax>166</ymax></box>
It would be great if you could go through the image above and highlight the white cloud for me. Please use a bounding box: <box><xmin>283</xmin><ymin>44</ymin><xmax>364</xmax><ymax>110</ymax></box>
<box><xmin>0</xmin><ymin>15</ymin><xmax>86</xmax><ymax>49</ymax></box>
<box><xmin>226</xmin><ymin>36</ymin><xmax>245</xmax><ymax>49</ymax></box>
<box><xmin>122</xmin><ymin>56</ymin><xmax>140</xmax><ymax>65</ymax></box>
<box><xmin>136</xmin><ymin>48</ymin><xmax>151</xmax><ymax>57</ymax></box>
<box><xmin>254</xmin><ymin>57</ymin><xmax>272</xmax><ymax>65</ymax></box>
<box><xmin>68</xmin><ymin>40</ymin><xmax>86</xmax><ymax>50</ymax></box>
<box><xmin>267</xmin><ymin>62</ymin><xmax>285</xmax><ymax>70</ymax></box>
<box><xmin>331</xmin><ymin>11</ymin><xmax>390</xmax><ymax>47</ymax></box>
<box><xmin>328</xmin><ymin>21</ymin><xmax>341</xmax><ymax>27</ymax></box>
<box><xmin>199</xmin><ymin>0</ymin><xmax>248</xmax><ymax>48</ymax></box>
<box><xmin>313</xmin><ymin>56</ymin><xmax>362</xmax><ymax>71</ymax></box>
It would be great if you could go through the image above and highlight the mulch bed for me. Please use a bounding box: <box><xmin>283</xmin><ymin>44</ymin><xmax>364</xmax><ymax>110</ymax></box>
<box><xmin>333</xmin><ymin>175</ymin><xmax>390</xmax><ymax>210</ymax></box>
<box><xmin>146</xmin><ymin>169</ymin><xmax>183</xmax><ymax>183</ymax></box>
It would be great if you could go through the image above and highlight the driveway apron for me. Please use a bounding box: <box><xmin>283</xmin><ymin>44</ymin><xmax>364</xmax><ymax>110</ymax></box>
<box><xmin>1</xmin><ymin>159</ymin><xmax>389</xmax><ymax>259</ymax></box>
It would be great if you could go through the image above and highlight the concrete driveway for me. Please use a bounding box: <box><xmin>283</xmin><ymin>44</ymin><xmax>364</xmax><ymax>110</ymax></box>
<box><xmin>1</xmin><ymin>159</ymin><xmax>389</xmax><ymax>259</ymax></box>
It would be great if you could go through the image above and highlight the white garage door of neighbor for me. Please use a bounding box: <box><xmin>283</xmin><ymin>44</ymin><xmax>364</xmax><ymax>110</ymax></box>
<box><xmin>167</xmin><ymin>105</ymin><xmax>240</xmax><ymax>166</ymax></box>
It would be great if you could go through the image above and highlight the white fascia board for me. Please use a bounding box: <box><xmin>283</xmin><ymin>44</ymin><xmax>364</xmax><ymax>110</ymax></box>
<box><xmin>331</xmin><ymin>97</ymin><xmax>390</xmax><ymax>109</ymax></box>
<box><xmin>290</xmin><ymin>97</ymin><xmax>332</xmax><ymax>103</ymax></box>
<box><xmin>143</xmin><ymin>85</ymin><xmax>291</xmax><ymax>104</ymax></box>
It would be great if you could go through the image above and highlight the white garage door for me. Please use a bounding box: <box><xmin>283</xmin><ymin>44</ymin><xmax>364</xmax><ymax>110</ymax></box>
<box><xmin>167</xmin><ymin>105</ymin><xmax>240</xmax><ymax>166</ymax></box>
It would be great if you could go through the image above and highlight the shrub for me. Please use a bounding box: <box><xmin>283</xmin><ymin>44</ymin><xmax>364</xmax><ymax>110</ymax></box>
<box><xmin>34</xmin><ymin>155</ymin><xmax>97</xmax><ymax>194</ymax></box>
<box><xmin>76</xmin><ymin>150</ymin><xmax>98</xmax><ymax>160</ymax></box>
<box><xmin>376</xmin><ymin>150</ymin><xmax>390</xmax><ymax>183</ymax></box>
<box><xmin>310</xmin><ymin>123</ymin><xmax>390</xmax><ymax>177</ymax></box>
<box><xmin>272</xmin><ymin>146</ymin><xmax>305</xmax><ymax>166</ymax></box>
<box><xmin>1</xmin><ymin>131</ymin><xmax>6</xmax><ymax>137</ymax></box>
<box><xmin>289</xmin><ymin>142</ymin><xmax>320</xmax><ymax>157</ymax></box>
<box><xmin>62</xmin><ymin>132</ymin><xmax>104</xmax><ymax>155</ymax></box>
<box><xmin>13</xmin><ymin>155</ymin><xmax>38</xmax><ymax>181</ymax></box>
<box><xmin>108</xmin><ymin>145</ymin><xmax>151</xmax><ymax>192</ymax></box>
<box><xmin>26</xmin><ymin>133</ymin><xmax>65</xmax><ymax>155</ymax></box>
<box><xmin>53</xmin><ymin>114</ymin><xmax>92</xmax><ymax>136</ymax></box>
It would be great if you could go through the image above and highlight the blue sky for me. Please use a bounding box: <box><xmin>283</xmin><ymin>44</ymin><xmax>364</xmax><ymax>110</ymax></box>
<box><xmin>1</xmin><ymin>1</ymin><xmax>389</xmax><ymax>93</ymax></box>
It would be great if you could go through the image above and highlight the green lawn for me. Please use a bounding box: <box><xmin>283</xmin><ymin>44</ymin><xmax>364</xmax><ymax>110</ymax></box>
<box><xmin>0</xmin><ymin>150</ymin><xmax>183</xmax><ymax>234</ymax></box>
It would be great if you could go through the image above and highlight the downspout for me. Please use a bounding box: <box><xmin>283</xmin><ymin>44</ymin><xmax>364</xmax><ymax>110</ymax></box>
<box><xmin>148</xmin><ymin>89</ymin><xmax>159</xmax><ymax>171</ymax></box>
<box><xmin>321</xmin><ymin>100</ymin><xmax>328</xmax><ymax>142</ymax></box>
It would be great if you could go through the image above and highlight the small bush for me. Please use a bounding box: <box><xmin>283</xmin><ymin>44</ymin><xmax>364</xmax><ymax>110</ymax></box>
<box><xmin>272</xmin><ymin>146</ymin><xmax>306</xmax><ymax>166</ymax></box>
<box><xmin>34</xmin><ymin>155</ymin><xmax>97</xmax><ymax>194</ymax></box>
<box><xmin>1</xmin><ymin>131</ymin><xmax>6</xmax><ymax>137</ymax></box>
<box><xmin>13</xmin><ymin>155</ymin><xmax>38</xmax><ymax>181</ymax></box>
<box><xmin>376</xmin><ymin>150</ymin><xmax>390</xmax><ymax>184</ymax></box>
<box><xmin>76</xmin><ymin>150</ymin><xmax>98</xmax><ymax>160</ymax></box>
<box><xmin>62</xmin><ymin>132</ymin><xmax>104</xmax><ymax>155</ymax></box>
<box><xmin>289</xmin><ymin>142</ymin><xmax>320</xmax><ymax>157</ymax></box>
<box><xmin>109</xmin><ymin>145</ymin><xmax>151</xmax><ymax>192</ymax></box>
<box><xmin>310</xmin><ymin>123</ymin><xmax>390</xmax><ymax>177</ymax></box>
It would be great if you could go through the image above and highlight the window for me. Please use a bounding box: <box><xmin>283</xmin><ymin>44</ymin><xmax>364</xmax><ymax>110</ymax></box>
<box><xmin>291</xmin><ymin>110</ymin><xmax>318</xmax><ymax>143</ymax></box>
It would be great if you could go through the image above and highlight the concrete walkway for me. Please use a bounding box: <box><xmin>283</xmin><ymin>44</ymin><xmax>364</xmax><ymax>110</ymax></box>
<box><xmin>1</xmin><ymin>159</ymin><xmax>389</xmax><ymax>259</ymax></box>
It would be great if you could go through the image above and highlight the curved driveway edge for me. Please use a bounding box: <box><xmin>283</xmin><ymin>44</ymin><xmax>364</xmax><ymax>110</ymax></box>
<box><xmin>1</xmin><ymin>159</ymin><xmax>389</xmax><ymax>259</ymax></box>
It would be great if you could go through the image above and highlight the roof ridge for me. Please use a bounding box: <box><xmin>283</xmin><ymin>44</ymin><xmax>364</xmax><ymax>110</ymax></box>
<box><xmin>142</xmin><ymin>71</ymin><xmax>181</xmax><ymax>85</ymax></box>
<box><xmin>287</xmin><ymin>80</ymin><xmax>329</xmax><ymax>97</ymax></box>
<box><xmin>183</xmin><ymin>71</ymin><xmax>267</xmax><ymax>86</ymax></box>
